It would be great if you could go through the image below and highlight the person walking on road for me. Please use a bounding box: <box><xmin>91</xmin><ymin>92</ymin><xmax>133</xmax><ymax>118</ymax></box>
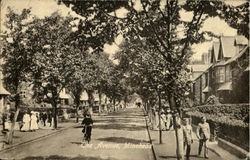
<box><xmin>183</xmin><ymin>118</ymin><xmax>193</xmax><ymax>160</ymax></box>
<box><xmin>196</xmin><ymin>116</ymin><xmax>210</xmax><ymax>159</ymax></box>
<box><xmin>42</xmin><ymin>112</ymin><xmax>47</xmax><ymax>127</ymax></box>
<box><xmin>21</xmin><ymin>111</ymin><xmax>31</xmax><ymax>132</ymax></box>
<box><xmin>81</xmin><ymin>112</ymin><xmax>93</xmax><ymax>144</ymax></box>
<box><xmin>47</xmin><ymin>112</ymin><xmax>52</xmax><ymax>127</ymax></box>
<box><xmin>30</xmin><ymin>111</ymin><xmax>39</xmax><ymax>131</ymax></box>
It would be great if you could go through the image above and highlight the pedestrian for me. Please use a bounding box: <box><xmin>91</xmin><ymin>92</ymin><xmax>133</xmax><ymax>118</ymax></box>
<box><xmin>81</xmin><ymin>112</ymin><xmax>93</xmax><ymax>144</ymax></box>
<box><xmin>183</xmin><ymin>118</ymin><xmax>193</xmax><ymax>160</ymax></box>
<box><xmin>21</xmin><ymin>111</ymin><xmax>31</xmax><ymax>132</ymax></box>
<box><xmin>30</xmin><ymin>111</ymin><xmax>39</xmax><ymax>131</ymax></box>
<box><xmin>196</xmin><ymin>116</ymin><xmax>210</xmax><ymax>159</ymax></box>
<box><xmin>42</xmin><ymin>112</ymin><xmax>47</xmax><ymax>127</ymax></box>
<box><xmin>47</xmin><ymin>112</ymin><xmax>52</xmax><ymax>127</ymax></box>
<box><xmin>160</xmin><ymin>111</ymin><xmax>166</xmax><ymax>130</ymax></box>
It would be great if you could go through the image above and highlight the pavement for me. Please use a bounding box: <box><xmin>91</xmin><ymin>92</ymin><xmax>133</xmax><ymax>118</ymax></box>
<box><xmin>0</xmin><ymin>120</ymin><xmax>77</xmax><ymax>153</ymax></box>
<box><xmin>144</xmin><ymin>111</ymin><xmax>241</xmax><ymax>160</ymax></box>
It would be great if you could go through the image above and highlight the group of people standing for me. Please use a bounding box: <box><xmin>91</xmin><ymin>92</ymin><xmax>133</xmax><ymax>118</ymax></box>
<box><xmin>159</xmin><ymin>108</ymin><xmax>173</xmax><ymax>131</ymax></box>
<box><xmin>183</xmin><ymin>116</ymin><xmax>210</xmax><ymax>160</ymax></box>
<box><xmin>21</xmin><ymin>111</ymin><xmax>52</xmax><ymax>132</ymax></box>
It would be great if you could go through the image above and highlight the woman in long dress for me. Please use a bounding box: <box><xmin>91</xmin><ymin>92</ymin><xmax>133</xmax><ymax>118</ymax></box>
<box><xmin>21</xmin><ymin>112</ymin><xmax>31</xmax><ymax>132</ymax></box>
<box><xmin>30</xmin><ymin>111</ymin><xmax>39</xmax><ymax>131</ymax></box>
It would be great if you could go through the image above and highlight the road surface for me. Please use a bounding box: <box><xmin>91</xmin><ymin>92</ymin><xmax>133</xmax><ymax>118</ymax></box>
<box><xmin>0</xmin><ymin>108</ymin><xmax>154</xmax><ymax>160</ymax></box>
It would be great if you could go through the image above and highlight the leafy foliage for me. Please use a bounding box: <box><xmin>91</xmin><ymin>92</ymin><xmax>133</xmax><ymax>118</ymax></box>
<box><xmin>1</xmin><ymin>8</ymin><xmax>35</xmax><ymax>108</ymax></box>
<box><xmin>187</xmin><ymin>104</ymin><xmax>249</xmax><ymax>121</ymax></box>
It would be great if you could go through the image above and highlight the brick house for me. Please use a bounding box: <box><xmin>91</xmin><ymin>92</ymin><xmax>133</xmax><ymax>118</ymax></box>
<box><xmin>189</xmin><ymin>35</ymin><xmax>248</xmax><ymax>105</ymax></box>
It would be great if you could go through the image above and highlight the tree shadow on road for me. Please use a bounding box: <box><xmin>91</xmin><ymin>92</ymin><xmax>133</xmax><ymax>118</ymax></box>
<box><xmin>71</xmin><ymin>141</ymin><xmax>82</xmax><ymax>145</ymax></box>
<box><xmin>159</xmin><ymin>155</ymin><xmax>202</xmax><ymax>159</ymax></box>
<box><xmin>97</xmin><ymin>137</ymin><xmax>149</xmax><ymax>144</ymax></box>
<box><xmin>22</xmin><ymin>155</ymin><xmax>117</xmax><ymax>160</ymax></box>
<box><xmin>93</xmin><ymin>124</ymin><xmax>146</xmax><ymax>131</ymax></box>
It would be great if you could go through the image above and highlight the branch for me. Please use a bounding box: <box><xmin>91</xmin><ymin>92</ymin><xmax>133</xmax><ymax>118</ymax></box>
<box><xmin>141</xmin><ymin>0</ymin><xmax>173</xmax><ymax>63</ymax></box>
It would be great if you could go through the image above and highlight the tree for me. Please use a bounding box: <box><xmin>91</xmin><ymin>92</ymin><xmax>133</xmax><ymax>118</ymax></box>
<box><xmin>1</xmin><ymin>8</ymin><xmax>35</xmax><ymax>143</ymax></box>
<box><xmin>66</xmin><ymin>48</ymin><xmax>87</xmax><ymax>123</ymax></box>
<box><xmin>30</xmin><ymin>13</ymin><xmax>75</xmax><ymax>129</ymax></box>
<box><xmin>59</xmin><ymin>1</ymin><xmax>249</xmax><ymax>159</ymax></box>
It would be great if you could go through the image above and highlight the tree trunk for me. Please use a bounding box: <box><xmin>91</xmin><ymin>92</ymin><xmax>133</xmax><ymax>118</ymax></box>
<box><xmin>7</xmin><ymin>95</ymin><xmax>20</xmax><ymax>144</ymax></box>
<box><xmin>169</xmin><ymin>95</ymin><xmax>184</xmax><ymax>160</ymax></box>
<box><xmin>158</xmin><ymin>92</ymin><xmax>162</xmax><ymax>144</ymax></box>
<box><xmin>53</xmin><ymin>102</ymin><xmax>58</xmax><ymax>129</ymax></box>
<box><xmin>87</xmin><ymin>90</ymin><xmax>94</xmax><ymax>114</ymax></box>
<box><xmin>7</xmin><ymin>108</ymin><xmax>20</xmax><ymax>144</ymax></box>
<box><xmin>98</xmin><ymin>89</ymin><xmax>102</xmax><ymax>114</ymax></box>
<box><xmin>124</xmin><ymin>96</ymin><xmax>127</xmax><ymax>109</ymax></box>
<box><xmin>113</xmin><ymin>99</ymin><xmax>116</xmax><ymax>112</ymax></box>
<box><xmin>76</xmin><ymin>104</ymin><xmax>79</xmax><ymax>123</ymax></box>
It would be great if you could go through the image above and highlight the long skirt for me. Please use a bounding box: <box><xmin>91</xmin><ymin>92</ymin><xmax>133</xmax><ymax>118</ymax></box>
<box><xmin>21</xmin><ymin>122</ymin><xmax>30</xmax><ymax>131</ymax></box>
<box><xmin>30</xmin><ymin>120</ymin><xmax>39</xmax><ymax>130</ymax></box>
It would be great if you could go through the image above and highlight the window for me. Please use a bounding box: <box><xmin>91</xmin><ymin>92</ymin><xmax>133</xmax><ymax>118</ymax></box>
<box><xmin>20</xmin><ymin>91</ymin><xmax>26</xmax><ymax>98</ymax></box>
<box><xmin>216</xmin><ymin>67</ymin><xmax>225</xmax><ymax>83</ymax></box>
<box><xmin>205</xmin><ymin>73</ymin><xmax>209</xmax><ymax>86</ymax></box>
<box><xmin>225</xmin><ymin>65</ymin><xmax>232</xmax><ymax>82</ymax></box>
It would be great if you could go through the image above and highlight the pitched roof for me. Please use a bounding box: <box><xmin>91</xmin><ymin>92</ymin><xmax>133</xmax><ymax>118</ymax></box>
<box><xmin>212</xmin><ymin>42</ymin><xmax>220</xmax><ymax>62</ymax></box>
<box><xmin>225</xmin><ymin>45</ymin><xmax>249</xmax><ymax>65</ymax></box>
<box><xmin>213</xmin><ymin>60</ymin><xmax>227</xmax><ymax>67</ymax></box>
<box><xmin>59</xmin><ymin>89</ymin><xmax>70</xmax><ymax>99</ymax></box>
<box><xmin>188</xmin><ymin>64</ymin><xmax>211</xmax><ymax>72</ymax></box>
<box><xmin>80</xmin><ymin>91</ymin><xmax>88</xmax><ymax>101</ymax></box>
<box><xmin>235</xmin><ymin>35</ymin><xmax>248</xmax><ymax>45</ymax></box>
<box><xmin>220</xmin><ymin>36</ymin><xmax>237</xmax><ymax>58</ymax></box>
<box><xmin>0</xmin><ymin>84</ymin><xmax>10</xmax><ymax>95</ymax></box>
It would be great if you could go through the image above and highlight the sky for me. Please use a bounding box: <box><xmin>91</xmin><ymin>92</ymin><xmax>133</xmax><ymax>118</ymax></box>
<box><xmin>0</xmin><ymin>0</ymin><xmax>246</xmax><ymax>61</ymax></box>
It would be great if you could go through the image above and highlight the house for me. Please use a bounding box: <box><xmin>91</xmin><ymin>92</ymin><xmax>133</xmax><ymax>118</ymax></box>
<box><xmin>188</xmin><ymin>53</ymin><xmax>212</xmax><ymax>105</ymax></box>
<box><xmin>188</xmin><ymin>35</ymin><xmax>248</xmax><ymax>105</ymax></box>
<box><xmin>80</xmin><ymin>90</ymin><xmax>88</xmax><ymax>107</ymax></box>
<box><xmin>212</xmin><ymin>36</ymin><xmax>248</xmax><ymax>103</ymax></box>
<box><xmin>58</xmin><ymin>88</ymin><xmax>71</xmax><ymax>106</ymax></box>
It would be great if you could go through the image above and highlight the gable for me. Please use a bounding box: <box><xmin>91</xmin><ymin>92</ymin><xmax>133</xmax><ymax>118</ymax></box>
<box><xmin>220</xmin><ymin>36</ymin><xmax>236</xmax><ymax>58</ymax></box>
<box><xmin>211</xmin><ymin>42</ymin><xmax>220</xmax><ymax>62</ymax></box>
<box><xmin>218</xmin><ymin>40</ymin><xmax>224</xmax><ymax>61</ymax></box>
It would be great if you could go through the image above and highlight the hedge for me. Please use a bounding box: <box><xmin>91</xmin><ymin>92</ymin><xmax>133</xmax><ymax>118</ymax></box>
<box><xmin>185</xmin><ymin>111</ymin><xmax>249</xmax><ymax>151</ymax></box>
<box><xmin>187</xmin><ymin>104</ymin><xmax>249</xmax><ymax>121</ymax></box>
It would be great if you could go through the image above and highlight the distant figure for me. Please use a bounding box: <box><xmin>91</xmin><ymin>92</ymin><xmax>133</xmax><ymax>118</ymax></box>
<box><xmin>21</xmin><ymin>112</ymin><xmax>31</xmax><ymax>132</ymax></box>
<box><xmin>196</xmin><ymin>116</ymin><xmax>210</xmax><ymax>158</ymax></box>
<box><xmin>47</xmin><ymin>112</ymin><xmax>52</xmax><ymax>127</ymax></box>
<box><xmin>42</xmin><ymin>112</ymin><xmax>47</xmax><ymax>126</ymax></box>
<box><xmin>165</xmin><ymin>108</ymin><xmax>173</xmax><ymax>130</ymax></box>
<box><xmin>30</xmin><ymin>111</ymin><xmax>39</xmax><ymax>131</ymax></box>
<box><xmin>183</xmin><ymin>118</ymin><xmax>193</xmax><ymax>160</ymax></box>
<box><xmin>160</xmin><ymin>111</ymin><xmax>167</xmax><ymax>130</ymax></box>
<box><xmin>81</xmin><ymin>113</ymin><xmax>93</xmax><ymax>144</ymax></box>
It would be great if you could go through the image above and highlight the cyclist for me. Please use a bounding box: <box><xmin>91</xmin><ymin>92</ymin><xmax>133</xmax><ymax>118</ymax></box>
<box><xmin>81</xmin><ymin>113</ymin><xmax>93</xmax><ymax>144</ymax></box>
